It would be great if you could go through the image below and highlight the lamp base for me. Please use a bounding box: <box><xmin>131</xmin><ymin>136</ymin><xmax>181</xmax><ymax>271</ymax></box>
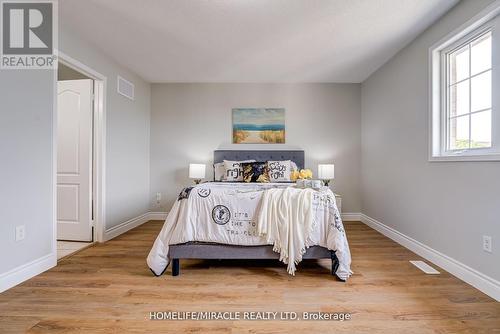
<box><xmin>193</xmin><ymin>179</ymin><xmax>201</xmax><ymax>185</ymax></box>
<box><xmin>322</xmin><ymin>179</ymin><xmax>331</xmax><ymax>187</ymax></box>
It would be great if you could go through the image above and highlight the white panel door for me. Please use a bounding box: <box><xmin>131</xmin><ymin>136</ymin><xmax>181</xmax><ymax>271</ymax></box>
<box><xmin>57</xmin><ymin>79</ymin><xmax>93</xmax><ymax>241</ymax></box>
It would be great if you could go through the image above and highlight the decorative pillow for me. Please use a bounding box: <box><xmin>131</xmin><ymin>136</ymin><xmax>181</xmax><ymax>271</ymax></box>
<box><xmin>267</xmin><ymin>160</ymin><xmax>293</xmax><ymax>182</ymax></box>
<box><xmin>223</xmin><ymin>160</ymin><xmax>255</xmax><ymax>182</ymax></box>
<box><xmin>214</xmin><ymin>162</ymin><xmax>226</xmax><ymax>181</ymax></box>
<box><xmin>242</xmin><ymin>162</ymin><xmax>270</xmax><ymax>183</ymax></box>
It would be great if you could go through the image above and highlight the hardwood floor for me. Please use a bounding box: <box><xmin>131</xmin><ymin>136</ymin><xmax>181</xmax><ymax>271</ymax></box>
<box><xmin>0</xmin><ymin>221</ymin><xmax>498</xmax><ymax>333</ymax></box>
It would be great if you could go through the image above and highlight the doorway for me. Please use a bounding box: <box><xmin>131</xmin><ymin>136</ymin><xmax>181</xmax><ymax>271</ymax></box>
<box><xmin>55</xmin><ymin>53</ymin><xmax>106</xmax><ymax>259</ymax></box>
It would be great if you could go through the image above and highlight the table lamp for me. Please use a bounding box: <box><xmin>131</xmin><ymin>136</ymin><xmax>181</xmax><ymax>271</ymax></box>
<box><xmin>189</xmin><ymin>163</ymin><xmax>205</xmax><ymax>184</ymax></box>
<box><xmin>318</xmin><ymin>164</ymin><xmax>335</xmax><ymax>187</ymax></box>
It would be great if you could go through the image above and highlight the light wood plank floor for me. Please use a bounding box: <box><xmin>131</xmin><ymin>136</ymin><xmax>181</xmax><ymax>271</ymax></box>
<box><xmin>0</xmin><ymin>221</ymin><xmax>499</xmax><ymax>333</ymax></box>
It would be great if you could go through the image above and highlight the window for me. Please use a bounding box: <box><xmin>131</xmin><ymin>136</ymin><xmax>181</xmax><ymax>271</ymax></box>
<box><xmin>430</xmin><ymin>4</ymin><xmax>500</xmax><ymax>161</ymax></box>
<box><xmin>447</xmin><ymin>31</ymin><xmax>492</xmax><ymax>151</ymax></box>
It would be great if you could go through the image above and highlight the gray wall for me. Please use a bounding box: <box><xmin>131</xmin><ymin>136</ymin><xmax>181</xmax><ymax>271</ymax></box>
<box><xmin>0</xmin><ymin>21</ymin><xmax>152</xmax><ymax>279</ymax></box>
<box><xmin>361</xmin><ymin>0</ymin><xmax>499</xmax><ymax>281</ymax></box>
<box><xmin>60</xmin><ymin>24</ymin><xmax>151</xmax><ymax>230</ymax></box>
<box><xmin>150</xmin><ymin>83</ymin><xmax>361</xmax><ymax>212</ymax></box>
<box><xmin>0</xmin><ymin>70</ymin><xmax>54</xmax><ymax>274</ymax></box>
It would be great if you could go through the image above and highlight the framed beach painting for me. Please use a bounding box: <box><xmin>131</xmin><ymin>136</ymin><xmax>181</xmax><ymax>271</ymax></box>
<box><xmin>232</xmin><ymin>108</ymin><xmax>285</xmax><ymax>144</ymax></box>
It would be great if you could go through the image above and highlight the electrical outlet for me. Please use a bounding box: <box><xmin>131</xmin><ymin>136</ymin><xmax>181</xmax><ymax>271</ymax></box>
<box><xmin>156</xmin><ymin>192</ymin><xmax>162</xmax><ymax>204</ymax></box>
<box><xmin>15</xmin><ymin>225</ymin><xmax>25</xmax><ymax>242</ymax></box>
<box><xmin>483</xmin><ymin>235</ymin><xmax>492</xmax><ymax>253</ymax></box>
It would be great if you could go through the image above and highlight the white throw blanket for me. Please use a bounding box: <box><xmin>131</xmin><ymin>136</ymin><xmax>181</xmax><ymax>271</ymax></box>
<box><xmin>257</xmin><ymin>187</ymin><xmax>315</xmax><ymax>275</ymax></box>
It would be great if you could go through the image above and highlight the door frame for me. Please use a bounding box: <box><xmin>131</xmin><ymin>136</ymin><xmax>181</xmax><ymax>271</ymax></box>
<box><xmin>53</xmin><ymin>51</ymin><xmax>107</xmax><ymax>250</ymax></box>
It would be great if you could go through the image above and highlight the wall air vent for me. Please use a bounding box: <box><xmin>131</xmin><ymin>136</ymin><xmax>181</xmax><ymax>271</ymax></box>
<box><xmin>117</xmin><ymin>75</ymin><xmax>134</xmax><ymax>100</ymax></box>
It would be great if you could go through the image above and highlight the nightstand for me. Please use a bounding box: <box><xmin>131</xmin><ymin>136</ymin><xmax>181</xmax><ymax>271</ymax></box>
<box><xmin>334</xmin><ymin>193</ymin><xmax>342</xmax><ymax>213</ymax></box>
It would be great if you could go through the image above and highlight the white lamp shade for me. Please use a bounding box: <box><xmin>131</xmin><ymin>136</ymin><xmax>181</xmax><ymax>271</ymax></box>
<box><xmin>318</xmin><ymin>164</ymin><xmax>335</xmax><ymax>180</ymax></box>
<box><xmin>189</xmin><ymin>163</ymin><xmax>206</xmax><ymax>179</ymax></box>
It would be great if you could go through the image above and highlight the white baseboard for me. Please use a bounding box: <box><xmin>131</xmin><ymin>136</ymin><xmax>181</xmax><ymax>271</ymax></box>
<box><xmin>341</xmin><ymin>212</ymin><xmax>362</xmax><ymax>221</ymax></box>
<box><xmin>360</xmin><ymin>213</ymin><xmax>500</xmax><ymax>302</ymax></box>
<box><xmin>103</xmin><ymin>212</ymin><xmax>169</xmax><ymax>241</ymax></box>
<box><xmin>148</xmin><ymin>211</ymin><xmax>168</xmax><ymax>221</ymax></box>
<box><xmin>1</xmin><ymin>211</ymin><xmax>164</xmax><ymax>293</ymax></box>
<box><xmin>0</xmin><ymin>253</ymin><xmax>56</xmax><ymax>293</ymax></box>
<box><xmin>104</xmin><ymin>212</ymin><xmax>151</xmax><ymax>241</ymax></box>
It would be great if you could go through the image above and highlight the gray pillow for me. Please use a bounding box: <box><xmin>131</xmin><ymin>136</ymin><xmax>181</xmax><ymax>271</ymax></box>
<box><xmin>213</xmin><ymin>162</ymin><xmax>226</xmax><ymax>181</ymax></box>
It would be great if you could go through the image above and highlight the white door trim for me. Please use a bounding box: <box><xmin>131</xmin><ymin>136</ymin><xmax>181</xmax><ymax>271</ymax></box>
<box><xmin>54</xmin><ymin>51</ymin><xmax>107</xmax><ymax>245</ymax></box>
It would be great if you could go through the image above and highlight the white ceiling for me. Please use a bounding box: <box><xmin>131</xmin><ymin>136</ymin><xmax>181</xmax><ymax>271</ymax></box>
<box><xmin>60</xmin><ymin>0</ymin><xmax>458</xmax><ymax>83</ymax></box>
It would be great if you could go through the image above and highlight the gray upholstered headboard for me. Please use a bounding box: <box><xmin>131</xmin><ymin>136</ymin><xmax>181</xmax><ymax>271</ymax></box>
<box><xmin>214</xmin><ymin>150</ymin><xmax>305</xmax><ymax>169</ymax></box>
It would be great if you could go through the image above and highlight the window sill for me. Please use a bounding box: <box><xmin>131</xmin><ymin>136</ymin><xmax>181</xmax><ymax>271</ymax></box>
<box><xmin>429</xmin><ymin>153</ymin><xmax>500</xmax><ymax>162</ymax></box>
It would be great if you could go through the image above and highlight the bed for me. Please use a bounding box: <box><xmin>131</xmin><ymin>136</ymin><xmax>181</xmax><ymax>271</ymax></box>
<box><xmin>147</xmin><ymin>150</ymin><xmax>352</xmax><ymax>281</ymax></box>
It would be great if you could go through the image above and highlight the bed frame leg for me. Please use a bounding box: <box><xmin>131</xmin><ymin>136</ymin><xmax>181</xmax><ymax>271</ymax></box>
<box><xmin>330</xmin><ymin>251</ymin><xmax>339</xmax><ymax>277</ymax></box>
<box><xmin>172</xmin><ymin>259</ymin><xmax>180</xmax><ymax>276</ymax></box>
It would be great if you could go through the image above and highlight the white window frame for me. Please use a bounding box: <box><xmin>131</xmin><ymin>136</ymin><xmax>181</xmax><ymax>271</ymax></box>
<box><xmin>429</xmin><ymin>1</ymin><xmax>500</xmax><ymax>161</ymax></box>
